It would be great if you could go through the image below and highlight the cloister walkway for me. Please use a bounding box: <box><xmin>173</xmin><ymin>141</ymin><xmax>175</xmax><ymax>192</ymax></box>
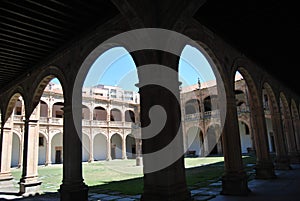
<box><xmin>1</xmin><ymin>164</ymin><xmax>299</xmax><ymax>201</ymax></box>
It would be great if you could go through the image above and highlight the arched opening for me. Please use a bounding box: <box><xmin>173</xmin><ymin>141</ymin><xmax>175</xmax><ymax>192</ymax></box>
<box><xmin>280</xmin><ymin>92</ymin><xmax>297</xmax><ymax>156</ymax></box>
<box><xmin>52</xmin><ymin>102</ymin><xmax>64</xmax><ymax>118</ymax></box>
<box><xmin>186</xmin><ymin>127</ymin><xmax>204</xmax><ymax>157</ymax></box>
<box><xmin>93</xmin><ymin>134</ymin><xmax>107</xmax><ymax>161</ymax></box>
<box><xmin>38</xmin><ymin>133</ymin><xmax>47</xmax><ymax>165</ymax></box>
<box><xmin>82</xmin><ymin>134</ymin><xmax>90</xmax><ymax>162</ymax></box>
<box><xmin>203</xmin><ymin>96</ymin><xmax>212</xmax><ymax>112</ymax></box>
<box><xmin>262</xmin><ymin>85</ymin><xmax>276</xmax><ymax>153</ymax></box>
<box><xmin>110</xmin><ymin>134</ymin><xmax>122</xmax><ymax>159</ymax></box>
<box><xmin>185</xmin><ymin>99</ymin><xmax>200</xmax><ymax>114</ymax></box>
<box><xmin>14</xmin><ymin>99</ymin><xmax>23</xmax><ymax>116</ymax></box>
<box><xmin>11</xmin><ymin>132</ymin><xmax>20</xmax><ymax>167</ymax></box>
<box><xmin>93</xmin><ymin>106</ymin><xmax>107</xmax><ymax>121</ymax></box>
<box><xmin>238</xmin><ymin>121</ymin><xmax>252</xmax><ymax>153</ymax></box>
<box><xmin>82</xmin><ymin>105</ymin><xmax>90</xmax><ymax>120</ymax></box>
<box><xmin>51</xmin><ymin>132</ymin><xmax>63</xmax><ymax>164</ymax></box>
<box><xmin>206</xmin><ymin>124</ymin><xmax>222</xmax><ymax>155</ymax></box>
<box><xmin>39</xmin><ymin>100</ymin><xmax>48</xmax><ymax>117</ymax></box>
<box><xmin>126</xmin><ymin>134</ymin><xmax>136</xmax><ymax>159</ymax></box>
<box><xmin>125</xmin><ymin>110</ymin><xmax>135</xmax><ymax>122</ymax></box>
<box><xmin>110</xmin><ymin>108</ymin><xmax>122</xmax><ymax>121</ymax></box>
<box><xmin>179</xmin><ymin>43</ymin><xmax>224</xmax><ymax>164</ymax></box>
<box><xmin>234</xmin><ymin>70</ymin><xmax>256</xmax><ymax>154</ymax></box>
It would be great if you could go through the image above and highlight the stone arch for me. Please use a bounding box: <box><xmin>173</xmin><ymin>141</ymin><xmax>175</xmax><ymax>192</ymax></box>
<box><xmin>93</xmin><ymin>133</ymin><xmax>107</xmax><ymax>161</ymax></box>
<box><xmin>51</xmin><ymin>132</ymin><xmax>63</xmax><ymax>164</ymax></box>
<box><xmin>263</xmin><ymin>82</ymin><xmax>288</xmax><ymax>154</ymax></box>
<box><xmin>185</xmin><ymin>126</ymin><xmax>204</xmax><ymax>157</ymax></box>
<box><xmin>184</xmin><ymin>99</ymin><xmax>200</xmax><ymax>114</ymax></box>
<box><xmin>93</xmin><ymin>106</ymin><xmax>107</xmax><ymax>121</ymax></box>
<box><xmin>110</xmin><ymin>108</ymin><xmax>122</xmax><ymax>121</ymax></box>
<box><xmin>280</xmin><ymin>92</ymin><xmax>298</xmax><ymax>156</ymax></box>
<box><xmin>125</xmin><ymin>109</ymin><xmax>135</xmax><ymax>122</ymax></box>
<box><xmin>5</xmin><ymin>91</ymin><xmax>26</xmax><ymax>122</ymax></box>
<box><xmin>11</xmin><ymin>131</ymin><xmax>21</xmax><ymax>167</ymax></box>
<box><xmin>280</xmin><ymin>92</ymin><xmax>292</xmax><ymax>119</ymax></box>
<box><xmin>205</xmin><ymin>123</ymin><xmax>222</xmax><ymax>155</ymax></box>
<box><xmin>238</xmin><ymin>119</ymin><xmax>252</xmax><ymax>153</ymax></box>
<box><xmin>52</xmin><ymin>102</ymin><xmax>64</xmax><ymax>118</ymax></box>
<box><xmin>39</xmin><ymin>100</ymin><xmax>48</xmax><ymax>118</ymax></box>
<box><xmin>38</xmin><ymin>131</ymin><xmax>48</xmax><ymax>165</ymax></box>
<box><xmin>291</xmin><ymin>99</ymin><xmax>299</xmax><ymax>120</ymax></box>
<box><xmin>30</xmin><ymin>67</ymin><xmax>67</xmax><ymax>111</ymax></box>
<box><xmin>290</xmin><ymin>99</ymin><xmax>300</xmax><ymax>151</ymax></box>
<box><xmin>82</xmin><ymin>132</ymin><xmax>90</xmax><ymax>162</ymax></box>
<box><xmin>110</xmin><ymin>133</ymin><xmax>122</xmax><ymax>159</ymax></box>
<box><xmin>126</xmin><ymin>134</ymin><xmax>136</xmax><ymax>159</ymax></box>
<box><xmin>82</xmin><ymin>104</ymin><xmax>90</xmax><ymax>120</ymax></box>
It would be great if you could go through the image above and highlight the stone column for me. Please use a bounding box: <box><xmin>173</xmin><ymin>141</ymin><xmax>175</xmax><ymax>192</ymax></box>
<box><xmin>221</xmin><ymin>89</ymin><xmax>250</xmax><ymax>195</ymax></box>
<box><xmin>18</xmin><ymin>132</ymin><xmax>24</xmax><ymax>168</ymax></box>
<box><xmin>135</xmin><ymin>138</ymin><xmax>142</xmax><ymax>166</ymax></box>
<box><xmin>59</xmin><ymin>104</ymin><xmax>88</xmax><ymax>201</ymax></box>
<box><xmin>19</xmin><ymin>119</ymin><xmax>42</xmax><ymax>196</ymax></box>
<box><xmin>138</xmin><ymin>57</ymin><xmax>191</xmax><ymax>200</ymax></box>
<box><xmin>293</xmin><ymin>118</ymin><xmax>300</xmax><ymax>153</ymax></box>
<box><xmin>248</xmin><ymin>94</ymin><xmax>276</xmax><ymax>179</ymax></box>
<box><xmin>45</xmin><ymin>139</ymin><xmax>52</xmax><ymax>166</ymax></box>
<box><xmin>284</xmin><ymin>118</ymin><xmax>300</xmax><ymax>163</ymax></box>
<box><xmin>88</xmin><ymin>134</ymin><xmax>94</xmax><ymax>163</ymax></box>
<box><xmin>271</xmin><ymin>112</ymin><xmax>291</xmax><ymax>169</ymax></box>
<box><xmin>0</xmin><ymin>125</ymin><xmax>14</xmax><ymax>190</ymax></box>
<box><xmin>122</xmin><ymin>135</ymin><xmax>127</xmax><ymax>160</ymax></box>
<box><xmin>106</xmin><ymin>134</ymin><xmax>111</xmax><ymax>161</ymax></box>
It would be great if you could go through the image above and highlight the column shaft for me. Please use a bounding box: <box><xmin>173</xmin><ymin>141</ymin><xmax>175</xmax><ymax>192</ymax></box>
<box><xmin>221</xmin><ymin>91</ymin><xmax>250</xmax><ymax>195</ymax></box>
<box><xmin>59</xmin><ymin>104</ymin><xmax>88</xmax><ymax>201</ymax></box>
<box><xmin>19</xmin><ymin>119</ymin><xmax>42</xmax><ymax>195</ymax></box>
<box><xmin>248</xmin><ymin>95</ymin><xmax>275</xmax><ymax>179</ymax></box>
<box><xmin>272</xmin><ymin>112</ymin><xmax>291</xmax><ymax>169</ymax></box>
<box><xmin>0</xmin><ymin>126</ymin><xmax>14</xmax><ymax>190</ymax></box>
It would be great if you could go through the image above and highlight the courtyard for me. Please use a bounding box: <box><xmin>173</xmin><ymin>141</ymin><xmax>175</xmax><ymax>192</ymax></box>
<box><xmin>0</xmin><ymin>155</ymin><xmax>257</xmax><ymax>200</ymax></box>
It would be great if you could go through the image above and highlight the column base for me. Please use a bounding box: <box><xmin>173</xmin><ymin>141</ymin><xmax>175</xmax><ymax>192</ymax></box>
<box><xmin>136</xmin><ymin>157</ymin><xmax>143</xmax><ymax>166</ymax></box>
<box><xmin>255</xmin><ymin>161</ymin><xmax>276</xmax><ymax>179</ymax></box>
<box><xmin>274</xmin><ymin>156</ymin><xmax>291</xmax><ymax>170</ymax></box>
<box><xmin>19</xmin><ymin>177</ymin><xmax>42</xmax><ymax>196</ymax></box>
<box><xmin>221</xmin><ymin>172</ymin><xmax>250</xmax><ymax>196</ymax></box>
<box><xmin>141</xmin><ymin>183</ymin><xmax>192</xmax><ymax>201</ymax></box>
<box><xmin>45</xmin><ymin>161</ymin><xmax>52</xmax><ymax>166</ymax></box>
<box><xmin>59</xmin><ymin>182</ymin><xmax>89</xmax><ymax>201</ymax></box>
<box><xmin>289</xmin><ymin>152</ymin><xmax>300</xmax><ymax>164</ymax></box>
<box><xmin>0</xmin><ymin>173</ymin><xmax>14</xmax><ymax>191</ymax></box>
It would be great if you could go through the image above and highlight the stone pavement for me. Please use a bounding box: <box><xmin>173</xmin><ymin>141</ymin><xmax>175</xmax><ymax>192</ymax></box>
<box><xmin>1</xmin><ymin>164</ymin><xmax>300</xmax><ymax>201</ymax></box>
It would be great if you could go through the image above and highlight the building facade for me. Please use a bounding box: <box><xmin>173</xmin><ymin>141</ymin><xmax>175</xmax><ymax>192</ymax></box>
<box><xmin>5</xmin><ymin>83</ymin><xmax>141</xmax><ymax>168</ymax></box>
<box><xmin>5</xmin><ymin>76</ymin><xmax>277</xmax><ymax>169</ymax></box>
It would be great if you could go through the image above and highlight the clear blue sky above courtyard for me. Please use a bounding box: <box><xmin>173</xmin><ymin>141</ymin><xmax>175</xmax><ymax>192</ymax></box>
<box><xmin>52</xmin><ymin>45</ymin><xmax>217</xmax><ymax>91</ymax></box>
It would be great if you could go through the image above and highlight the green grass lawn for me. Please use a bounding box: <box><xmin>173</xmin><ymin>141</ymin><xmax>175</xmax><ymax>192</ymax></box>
<box><xmin>10</xmin><ymin>155</ymin><xmax>257</xmax><ymax>195</ymax></box>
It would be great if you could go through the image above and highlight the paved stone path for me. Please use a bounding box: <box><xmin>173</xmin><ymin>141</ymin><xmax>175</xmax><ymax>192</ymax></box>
<box><xmin>0</xmin><ymin>180</ymin><xmax>222</xmax><ymax>201</ymax></box>
<box><xmin>5</xmin><ymin>164</ymin><xmax>300</xmax><ymax>201</ymax></box>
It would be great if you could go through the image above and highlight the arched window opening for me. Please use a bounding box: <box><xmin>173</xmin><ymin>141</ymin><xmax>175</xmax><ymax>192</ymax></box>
<box><xmin>125</xmin><ymin>110</ymin><xmax>135</xmax><ymax>122</ymax></box>
<box><xmin>185</xmin><ymin>99</ymin><xmax>200</xmax><ymax>114</ymax></box>
<box><xmin>110</xmin><ymin>108</ymin><xmax>122</xmax><ymax>121</ymax></box>
<box><xmin>52</xmin><ymin>102</ymin><xmax>64</xmax><ymax>118</ymax></box>
<box><xmin>93</xmin><ymin>106</ymin><xmax>107</xmax><ymax>121</ymax></box>
<box><xmin>14</xmin><ymin>99</ymin><xmax>22</xmax><ymax>115</ymax></box>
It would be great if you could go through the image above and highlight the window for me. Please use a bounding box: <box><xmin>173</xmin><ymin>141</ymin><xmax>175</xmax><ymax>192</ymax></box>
<box><xmin>39</xmin><ymin>137</ymin><xmax>44</xmax><ymax>146</ymax></box>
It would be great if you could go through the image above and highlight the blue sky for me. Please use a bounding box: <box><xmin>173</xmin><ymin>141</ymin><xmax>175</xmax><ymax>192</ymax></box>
<box><xmin>52</xmin><ymin>45</ymin><xmax>216</xmax><ymax>91</ymax></box>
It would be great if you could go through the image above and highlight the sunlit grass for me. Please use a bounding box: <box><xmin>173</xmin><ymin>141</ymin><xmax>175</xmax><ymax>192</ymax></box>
<box><xmin>10</xmin><ymin>155</ymin><xmax>256</xmax><ymax>195</ymax></box>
